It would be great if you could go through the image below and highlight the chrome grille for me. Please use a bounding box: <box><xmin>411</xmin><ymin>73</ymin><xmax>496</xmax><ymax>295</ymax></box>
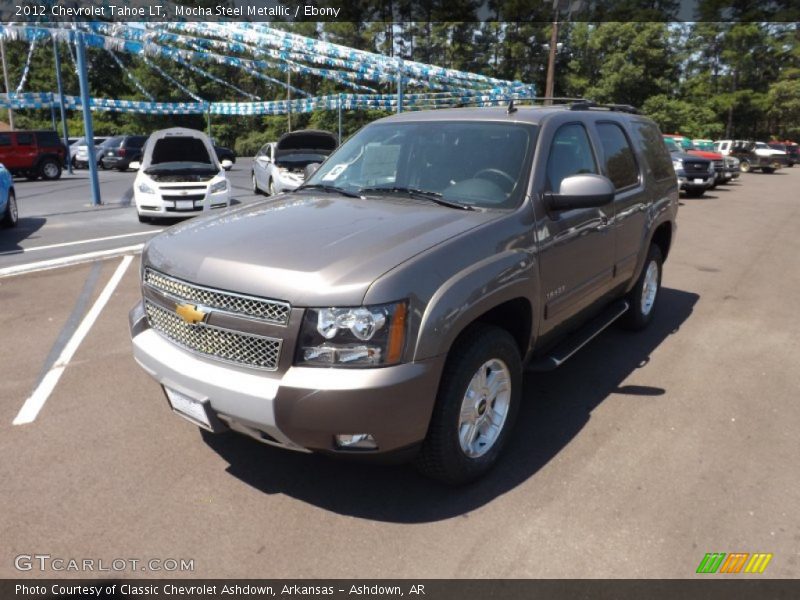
<box><xmin>145</xmin><ymin>301</ymin><xmax>281</xmax><ymax>370</ymax></box>
<box><xmin>144</xmin><ymin>268</ymin><xmax>290</xmax><ymax>325</ymax></box>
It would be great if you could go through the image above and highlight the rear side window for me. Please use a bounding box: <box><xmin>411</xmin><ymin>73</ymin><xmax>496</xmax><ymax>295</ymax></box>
<box><xmin>16</xmin><ymin>133</ymin><xmax>34</xmax><ymax>146</ymax></box>
<box><xmin>596</xmin><ymin>122</ymin><xmax>639</xmax><ymax>189</ymax></box>
<box><xmin>632</xmin><ymin>121</ymin><xmax>675</xmax><ymax>182</ymax></box>
<box><xmin>546</xmin><ymin>123</ymin><xmax>598</xmax><ymax>192</ymax></box>
<box><xmin>36</xmin><ymin>132</ymin><xmax>60</xmax><ymax>146</ymax></box>
<box><xmin>0</xmin><ymin>134</ymin><xmax>11</xmax><ymax>146</ymax></box>
<box><xmin>126</xmin><ymin>136</ymin><xmax>147</xmax><ymax>148</ymax></box>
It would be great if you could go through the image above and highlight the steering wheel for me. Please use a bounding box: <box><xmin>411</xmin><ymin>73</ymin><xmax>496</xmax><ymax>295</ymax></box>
<box><xmin>474</xmin><ymin>168</ymin><xmax>516</xmax><ymax>193</ymax></box>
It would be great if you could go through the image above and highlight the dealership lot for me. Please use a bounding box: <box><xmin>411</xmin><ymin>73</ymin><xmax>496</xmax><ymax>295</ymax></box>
<box><xmin>1</xmin><ymin>167</ymin><xmax>799</xmax><ymax>578</ymax></box>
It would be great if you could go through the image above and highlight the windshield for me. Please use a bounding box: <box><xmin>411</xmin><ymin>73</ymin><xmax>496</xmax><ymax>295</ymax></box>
<box><xmin>663</xmin><ymin>138</ymin><xmax>680</xmax><ymax>153</ymax></box>
<box><xmin>306</xmin><ymin>121</ymin><xmax>536</xmax><ymax>209</ymax></box>
<box><xmin>147</xmin><ymin>137</ymin><xmax>214</xmax><ymax>172</ymax></box>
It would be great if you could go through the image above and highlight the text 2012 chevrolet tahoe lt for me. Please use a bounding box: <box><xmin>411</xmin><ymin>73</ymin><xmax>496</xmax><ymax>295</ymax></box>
<box><xmin>130</xmin><ymin>103</ymin><xmax>678</xmax><ymax>484</ymax></box>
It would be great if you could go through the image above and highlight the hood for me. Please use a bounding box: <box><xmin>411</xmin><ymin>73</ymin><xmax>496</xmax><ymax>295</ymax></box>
<box><xmin>275</xmin><ymin>129</ymin><xmax>337</xmax><ymax>158</ymax></box>
<box><xmin>671</xmin><ymin>151</ymin><xmax>709</xmax><ymax>163</ymax></box>
<box><xmin>687</xmin><ymin>150</ymin><xmax>723</xmax><ymax>160</ymax></box>
<box><xmin>143</xmin><ymin>194</ymin><xmax>500</xmax><ymax>307</ymax></box>
<box><xmin>140</xmin><ymin>127</ymin><xmax>221</xmax><ymax>171</ymax></box>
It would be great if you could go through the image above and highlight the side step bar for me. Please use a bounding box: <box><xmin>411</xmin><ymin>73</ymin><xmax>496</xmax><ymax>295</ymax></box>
<box><xmin>527</xmin><ymin>299</ymin><xmax>630</xmax><ymax>372</ymax></box>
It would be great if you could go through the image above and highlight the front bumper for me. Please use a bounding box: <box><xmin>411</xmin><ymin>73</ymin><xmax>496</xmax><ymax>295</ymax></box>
<box><xmin>129</xmin><ymin>301</ymin><xmax>444</xmax><ymax>455</ymax></box>
<box><xmin>676</xmin><ymin>172</ymin><xmax>713</xmax><ymax>190</ymax></box>
<box><xmin>135</xmin><ymin>190</ymin><xmax>230</xmax><ymax>218</ymax></box>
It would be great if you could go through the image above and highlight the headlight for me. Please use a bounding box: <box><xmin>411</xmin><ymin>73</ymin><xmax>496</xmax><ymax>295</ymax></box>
<box><xmin>672</xmin><ymin>159</ymin><xmax>683</xmax><ymax>171</ymax></box>
<box><xmin>297</xmin><ymin>301</ymin><xmax>408</xmax><ymax>367</ymax></box>
<box><xmin>209</xmin><ymin>179</ymin><xmax>228</xmax><ymax>194</ymax></box>
<box><xmin>137</xmin><ymin>181</ymin><xmax>155</xmax><ymax>194</ymax></box>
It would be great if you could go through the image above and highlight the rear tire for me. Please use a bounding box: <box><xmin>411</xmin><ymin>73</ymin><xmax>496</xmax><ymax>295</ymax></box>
<box><xmin>40</xmin><ymin>159</ymin><xmax>62</xmax><ymax>180</ymax></box>
<box><xmin>2</xmin><ymin>189</ymin><xmax>18</xmax><ymax>228</ymax></box>
<box><xmin>762</xmin><ymin>167</ymin><xmax>775</xmax><ymax>174</ymax></box>
<box><xmin>415</xmin><ymin>324</ymin><xmax>521</xmax><ymax>485</ymax></box>
<box><xmin>739</xmin><ymin>159</ymin><xmax>751</xmax><ymax>173</ymax></box>
<box><xmin>621</xmin><ymin>244</ymin><xmax>663</xmax><ymax>331</ymax></box>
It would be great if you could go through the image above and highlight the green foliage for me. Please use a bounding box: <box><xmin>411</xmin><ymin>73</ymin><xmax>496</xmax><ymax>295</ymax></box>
<box><xmin>642</xmin><ymin>94</ymin><xmax>724</xmax><ymax>138</ymax></box>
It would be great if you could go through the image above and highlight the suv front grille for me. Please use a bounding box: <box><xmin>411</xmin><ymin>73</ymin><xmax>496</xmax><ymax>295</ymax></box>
<box><xmin>144</xmin><ymin>268</ymin><xmax>290</xmax><ymax>325</ymax></box>
<box><xmin>145</xmin><ymin>301</ymin><xmax>282</xmax><ymax>370</ymax></box>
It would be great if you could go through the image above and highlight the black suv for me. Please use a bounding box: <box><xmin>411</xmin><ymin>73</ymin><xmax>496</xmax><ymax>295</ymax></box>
<box><xmin>99</xmin><ymin>135</ymin><xmax>148</xmax><ymax>171</ymax></box>
<box><xmin>0</xmin><ymin>130</ymin><xmax>68</xmax><ymax>180</ymax></box>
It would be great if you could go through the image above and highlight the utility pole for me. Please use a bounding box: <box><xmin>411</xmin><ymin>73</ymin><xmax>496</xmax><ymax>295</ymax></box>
<box><xmin>0</xmin><ymin>38</ymin><xmax>14</xmax><ymax>129</ymax></box>
<box><xmin>544</xmin><ymin>2</ymin><xmax>560</xmax><ymax>104</ymax></box>
<box><xmin>544</xmin><ymin>0</ymin><xmax>576</xmax><ymax>104</ymax></box>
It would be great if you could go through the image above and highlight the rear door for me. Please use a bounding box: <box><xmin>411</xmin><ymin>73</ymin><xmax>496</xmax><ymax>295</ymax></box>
<box><xmin>14</xmin><ymin>133</ymin><xmax>37</xmax><ymax>170</ymax></box>
<box><xmin>593</xmin><ymin>120</ymin><xmax>647</xmax><ymax>284</ymax></box>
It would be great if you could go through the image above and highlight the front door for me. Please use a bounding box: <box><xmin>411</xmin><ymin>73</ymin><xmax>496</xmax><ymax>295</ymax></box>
<box><xmin>535</xmin><ymin>122</ymin><xmax>616</xmax><ymax>334</ymax></box>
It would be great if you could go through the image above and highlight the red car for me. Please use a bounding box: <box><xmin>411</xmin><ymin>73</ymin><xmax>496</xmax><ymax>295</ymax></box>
<box><xmin>0</xmin><ymin>130</ymin><xmax>67</xmax><ymax>180</ymax></box>
<box><xmin>663</xmin><ymin>134</ymin><xmax>728</xmax><ymax>186</ymax></box>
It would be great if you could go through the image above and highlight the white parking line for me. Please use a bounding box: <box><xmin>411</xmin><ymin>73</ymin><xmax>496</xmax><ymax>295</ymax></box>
<box><xmin>0</xmin><ymin>230</ymin><xmax>162</xmax><ymax>256</ymax></box>
<box><xmin>13</xmin><ymin>255</ymin><xmax>134</xmax><ymax>426</ymax></box>
<box><xmin>0</xmin><ymin>244</ymin><xmax>144</xmax><ymax>278</ymax></box>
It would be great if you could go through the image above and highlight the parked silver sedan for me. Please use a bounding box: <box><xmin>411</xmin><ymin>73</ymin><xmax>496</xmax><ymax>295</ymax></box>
<box><xmin>251</xmin><ymin>130</ymin><xmax>337</xmax><ymax>196</ymax></box>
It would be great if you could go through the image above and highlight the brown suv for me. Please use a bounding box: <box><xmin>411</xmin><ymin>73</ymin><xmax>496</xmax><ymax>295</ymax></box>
<box><xmin>0</xmin><ymin>130</ymin><xmax>67</xmax><ymax>180</ymax></box>
<box><xmin>130</xmin><ymin>102</ymin><xmax>679</xmax><ymax>484</ymax></box>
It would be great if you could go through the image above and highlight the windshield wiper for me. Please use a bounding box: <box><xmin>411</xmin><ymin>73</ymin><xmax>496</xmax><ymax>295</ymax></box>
<box><xmin>358</xmin><ymin>187</ymin><xmax>475</xmax><ymax>211</ymax></box>
<box><xmin>296</xmin><ymin>184</ymin><xmax>362</xmax><ymax>198</ymax></box>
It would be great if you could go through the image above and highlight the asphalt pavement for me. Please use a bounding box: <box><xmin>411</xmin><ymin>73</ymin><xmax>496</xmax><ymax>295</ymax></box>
<box><xmin>1</xmin><ymin>166</ymin><xmax>798</xmax><ymax>579</ymax></box>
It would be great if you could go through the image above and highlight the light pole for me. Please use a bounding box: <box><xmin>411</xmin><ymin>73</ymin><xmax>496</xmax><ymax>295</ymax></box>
<box><xmin>0</xmin><ymin>38</ymin><xmax>14</xmax><ymax>129</ymax></box>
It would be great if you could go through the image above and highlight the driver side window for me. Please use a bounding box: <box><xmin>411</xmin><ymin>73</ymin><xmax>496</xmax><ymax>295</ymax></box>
<box><xmin>546</xmin><ymin>123</ymin><xmax>598</xmax><ymax>193</ymax></box>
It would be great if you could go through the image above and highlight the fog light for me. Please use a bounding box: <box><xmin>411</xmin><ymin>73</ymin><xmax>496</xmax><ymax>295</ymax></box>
<box><xmin>335</xmin><ymin>434</ymin><xmax>377</xmax><ymax>450</ymax></box>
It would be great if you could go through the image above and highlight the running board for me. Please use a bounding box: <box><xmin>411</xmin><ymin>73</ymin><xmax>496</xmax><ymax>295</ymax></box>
<box><xmin>527</xmin><ymin>300</ymin><xmax>630</xmax><ymax>372</ymax></box>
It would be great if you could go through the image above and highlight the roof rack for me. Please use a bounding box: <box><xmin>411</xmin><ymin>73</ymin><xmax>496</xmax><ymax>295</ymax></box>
<box><xmin>569</xmin><ymin>100</ymin><xmax>640</xmax><ymax>114</ymax></box>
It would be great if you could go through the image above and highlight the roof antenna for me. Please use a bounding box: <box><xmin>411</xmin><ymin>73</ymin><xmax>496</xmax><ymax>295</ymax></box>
<box><xmin>507</xmin><ymin>99</ymin><xmax>517</xmax><ymax>114</ymax></box>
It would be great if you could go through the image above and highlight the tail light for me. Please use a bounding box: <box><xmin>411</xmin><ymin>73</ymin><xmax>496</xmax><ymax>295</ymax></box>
<box><xmin>117</xmin><ymin>148</ymin><xmax>126</xmax><ymax>157</ymax></box>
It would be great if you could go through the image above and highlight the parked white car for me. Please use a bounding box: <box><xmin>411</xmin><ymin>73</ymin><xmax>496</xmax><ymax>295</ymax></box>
<box><xmin>251</xmin><ymin>130</ymin><xmax>337</xmax><ymax>195</ymax></box>
<box><xmin>132</xmin><ymin>128</ymin><xmax>232</xmax><ymax>223</ymax></box>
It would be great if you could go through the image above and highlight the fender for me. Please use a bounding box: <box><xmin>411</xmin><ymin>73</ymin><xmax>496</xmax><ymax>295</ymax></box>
<box><xmin>624</xmin><ymin>193</ymin><xmax>677</xmax><ymax>295</ymax></box>
<box><xmin>414</xmin><ymin>248</ymin><xmax>539</xmax><ymax>361</ymax></box>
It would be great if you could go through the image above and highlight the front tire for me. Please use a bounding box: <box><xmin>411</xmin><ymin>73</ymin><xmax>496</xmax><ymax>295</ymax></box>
<box><xmin>685</xmin><ymin>188</ymin><xmax>705</xmax><ymax>198</ymax></box>
<box><xmin>252</xmin><ymin>173</ymin><xmax>261</xmax><ymax>195</ymax></box>
<box><xmin>268</xmin><ymin>178</ymin><xmax>276</xmax><ymax>196</ymax></box>
<box><xmin>2</xmin><ymin>189</ymin><xmax>18</xmax><ymax>227</ymax></box>
<box><xmin>415</xmin><ymin>324</ymin><xmax>522</xmax><ymax>485</ymax></box>
<box><xmin>762</xmin><ymin>166</ymin><xmax>775</xmax><ymax>174</ymax></box>
<box><xmin>621</xmin><ymin>244</ymin><xmax>663</xmax><ymax>331</ymax></box>
<box><xmin>739</xmin><ymin>159</ymin><xmax>751</xmax><ymax>173</ymax></box>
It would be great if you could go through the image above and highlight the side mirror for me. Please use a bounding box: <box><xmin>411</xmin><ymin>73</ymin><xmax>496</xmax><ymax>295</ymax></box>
<box><xmin>304</xmin><ymin>163</ymin><xmax>321</xmax><ymax>179</ymax></box>
<box><xmin>221</xmin><ymin>159</ymin><xmax>233</xmax><ymax>171</ymax></box>
<box><xmin>129</xmin><ymin>161</ymin><xmax>141</xmax><ymax>171</ymax></box>
<box><xmin>544</xmin><ymin>174</ymin><xmax>615</xmax><ymax>211</ymax></box>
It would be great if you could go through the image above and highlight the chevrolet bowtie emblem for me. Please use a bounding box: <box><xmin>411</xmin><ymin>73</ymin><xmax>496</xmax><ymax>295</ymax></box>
<box><xmin>175</xmin><ymin>303</ymin><xmax>207</xmax><ymax>325</ymax></box>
